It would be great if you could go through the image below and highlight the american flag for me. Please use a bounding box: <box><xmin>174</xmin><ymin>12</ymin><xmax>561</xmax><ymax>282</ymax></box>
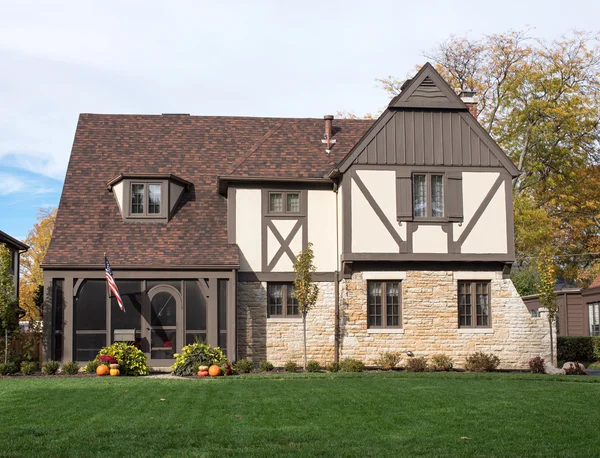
<box><xmin>105</xmin><ymin>255</ymin><xmax>125</xmax><ymax>312</ymax></box>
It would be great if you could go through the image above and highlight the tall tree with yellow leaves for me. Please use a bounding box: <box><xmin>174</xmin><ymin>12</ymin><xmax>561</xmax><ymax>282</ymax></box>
<box><xmin>378</xmin><ymin>30</ymin><xmax>600</xmax><ymax>287</ymax></box>
<box><xmin>19</xmin><ymin>208</ymin><xmax>57</xmax><ymax>320</ymax></box>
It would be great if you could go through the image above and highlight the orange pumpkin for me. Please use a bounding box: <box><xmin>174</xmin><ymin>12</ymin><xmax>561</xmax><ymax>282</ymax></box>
<box><xmin>96</xmin><ymin>364</ymin><xmax>110</xmax><ymax>376</ymax></box>
<box><xmin>208</xmin><ymin>365</ymin><xmax>221</xmax><ymax>377</ymax></box>
<box><xmin>110</xmin><ymin>368</ymin><xmax>120</xmax><ymax>376</ymax></box>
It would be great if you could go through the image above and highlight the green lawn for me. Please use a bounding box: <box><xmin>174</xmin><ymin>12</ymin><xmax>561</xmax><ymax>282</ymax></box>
<box><xmin>1</xmin><ymin>372</ymin><xmax>599</xmax><ymax>457</ymax></box>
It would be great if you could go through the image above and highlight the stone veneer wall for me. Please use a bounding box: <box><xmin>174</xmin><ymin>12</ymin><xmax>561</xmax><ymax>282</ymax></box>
<box><xmin>340</xmin><ymin>270</ymin><xmax>552</xmax><ymax>369</ymax></box>
<box><xmin>237</xmin><ymin>282</ymin><xmax>336</xmax><ymax>366</ymax></box>
<box><xmin>237</xmin><ymin>271</ymin><xmax>552</xmax><ymax>370</ymax></box>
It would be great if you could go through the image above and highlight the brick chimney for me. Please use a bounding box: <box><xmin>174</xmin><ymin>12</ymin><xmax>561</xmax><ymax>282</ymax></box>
<box><xmin>459</xmin><ymin>90</ymin><xmax>478</xmax><ymax>118</ymax></box>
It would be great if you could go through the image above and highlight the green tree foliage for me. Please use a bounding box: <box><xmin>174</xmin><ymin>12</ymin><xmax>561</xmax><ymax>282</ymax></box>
<box><xmin>379</xmin><ymin>30</ymin><xmax>600</xmax><ymax>282</ymax></box>
<box><xmin>293</xmin><ymin>242</ymin><xmax>319</xmax><ymax>371</ymax></box>
<box><xmin>0</xmin><ymin>244</ymin><xmax>19</xmax><ymax>335</ymax></box>
<box><xmin>510</xmin><ymin>264</ymin><xmax>539</xmax><ymax>297</ymax></box>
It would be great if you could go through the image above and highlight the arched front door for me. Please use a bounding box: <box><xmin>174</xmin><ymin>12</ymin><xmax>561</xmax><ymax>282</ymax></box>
<box><xmin>146</xmin><ymin>285</ymin><xmax>183</xmax><ymax>365</ymax></box>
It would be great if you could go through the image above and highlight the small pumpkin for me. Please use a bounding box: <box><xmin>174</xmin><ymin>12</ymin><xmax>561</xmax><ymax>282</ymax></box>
<box><xmin>208</xmin><ymin>365</ymin><xmax>221</xmax><ymax>377</ymax></box>
<box><xmin>198</xmin><ymin>370</ymin><xmax>209</xmax><ymax>377</ymax></box>
<box><xmin>110</xmin><ymin>368</ymin><xmax>120</xmax><ymax>376</ymax></box>
<box><xmin>198</xmin><ymin>365</ymin><xmax>209</xmax><ymax>372</ymax></box>
<box><xmin>96</xmin><ymin>364</ymin><xmax>110</xmax><ymax>376</ymax></box>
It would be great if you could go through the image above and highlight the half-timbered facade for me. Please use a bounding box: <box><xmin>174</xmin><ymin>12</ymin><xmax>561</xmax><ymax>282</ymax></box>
<box><xmin>43</xmin><ymin>64</ymin><xmax>550</xmax><ymax>368</ymax></box>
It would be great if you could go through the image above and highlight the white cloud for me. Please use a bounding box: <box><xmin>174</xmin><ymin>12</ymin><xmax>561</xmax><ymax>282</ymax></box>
<box><xmin>0</xmin><ymin>173</ymin><xmax>57</xmax><ymax>196</ymax></box>
<box><xmin>0</xmin><ymin>174</ymin><xmax>25</xmax><ymax>195</ymax></box>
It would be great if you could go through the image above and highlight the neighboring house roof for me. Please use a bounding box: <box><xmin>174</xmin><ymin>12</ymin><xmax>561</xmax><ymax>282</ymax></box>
<box><xmin>44</xmin><ymin>114</ymin><xmax>373</xmax><ymax>268</ymax></box>
<box><xmin>589</xmin><ymin>273</ymin><xmax>600</xmax><ymax>289</ymax></box>
<box><xmin>0</xmin><ymin>230</ymin><xmax>28</xmax><ymax>251</ymax></box>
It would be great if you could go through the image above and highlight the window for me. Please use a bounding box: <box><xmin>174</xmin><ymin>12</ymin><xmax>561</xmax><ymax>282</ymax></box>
<box><xmin>268</xmin><ymin>192</ymin><xmax>301</xmax><ymax>214</ymax></box>
<box><xmin>458</xmin><ymin>281</ymin><xmax>491</xmax><ymax>328</ymax></box>
<box><xmin>368</xmin><ymin>281</ymin><xmax>401</xmax><ymax>328</ymax></box>
<box><xmin>267</xmin><ymin>283</ymin><xmax>299</xmax><ymax>318</ymax></box>
<box><xmin>412</xmin><ymin>173</ymin><xmax>444</xmax><ymax>218</ymax></box>
<box><xmin>129</xmin><ymin>182</ymin><xmax>163</xmax><ymax>216</ymax></box>
<box><xmin>530</xmin><ymin>309</ymin><xmax>541</xmax><ymax>318</ymax></box>
<box><xmin>589</xmin><ymin>302</ymin><xmax>600</xmax><ymax>336</ymax></box>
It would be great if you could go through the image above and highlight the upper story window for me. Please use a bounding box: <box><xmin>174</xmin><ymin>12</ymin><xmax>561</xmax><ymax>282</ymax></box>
<box><xmin>269</xmin><ymin>192</ymin><xmax>300</xmax><ymax>214</ymax></box>
<box><xmin>267</xmin><ymin>283</ymin><xmax>299</xmax><ymax>318</ymax></box>
<box><xmin>413</xmin><ymin>173</ymin><xmax>444</xmax><ymax>218</ymax></box>
<box><xmin>458</xmin><ymin>280</ymin><xmax>491</xmax><ymax>328</ymax></box>
<box><xmin>367</xmin><ymin>281</ymin><xmax>401</xmax><ymax>328</ymax></box>
<box><xmin>131</xmin><ymin>182</ymin><xmax>162</xmax><ymax>216</ymax></box>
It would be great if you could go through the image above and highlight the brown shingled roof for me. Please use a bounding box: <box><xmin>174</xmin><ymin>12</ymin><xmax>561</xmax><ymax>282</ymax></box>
<box><xmin>589</xmin><ymin>273</ymin><xmax>600</xmax><ymax>289</ymax></box>
<box><xmin>44</xmin><ymin>114</ymin><xmax>373</xmax><ymax>268</ymax></box>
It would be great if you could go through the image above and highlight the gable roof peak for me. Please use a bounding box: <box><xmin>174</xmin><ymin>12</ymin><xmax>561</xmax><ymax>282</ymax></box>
<box><xmin>388</xmin><ymin>62</ymin><xmax>467</xmax><ymax>110</ymax></box>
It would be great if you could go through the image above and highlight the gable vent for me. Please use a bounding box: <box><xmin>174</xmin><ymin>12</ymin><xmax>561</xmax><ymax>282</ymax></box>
<box><xmin>420</xmin><ymin>77</ymin><xmax>436</xmax><ymax>87</ymax></box>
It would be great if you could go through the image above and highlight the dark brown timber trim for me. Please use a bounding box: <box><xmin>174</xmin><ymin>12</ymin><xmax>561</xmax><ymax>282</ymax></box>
<box><xmin>342</xmin><ymin>253</ymin><xmax>515</xmax><ymax>263</ymax></box>
<box><xmin>227</xmin><ymin>187</ymin><xmax>236</xmax><ymax>244</ymax></box>
<box><xmin>238</xmin><ymin>272</ymin><xmax>335</xmax><ymax>282</ymax></box>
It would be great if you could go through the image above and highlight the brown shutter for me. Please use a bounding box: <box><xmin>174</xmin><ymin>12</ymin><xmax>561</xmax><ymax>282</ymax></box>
<box><xmin>396</xmin><ymin>170</ymin><xmax>413</xmax><ymax>222</ymax></box>
<box><xmin>447</xmin><ymin>171</ymin><xmax>463</xmax><ymax>222</ymax></box>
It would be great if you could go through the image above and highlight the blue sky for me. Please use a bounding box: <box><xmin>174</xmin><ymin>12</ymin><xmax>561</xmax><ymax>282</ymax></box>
<box><xmin>1</xmin><ymin>0</ymin><xmax>599</xmax><ymax>241</ymax></box>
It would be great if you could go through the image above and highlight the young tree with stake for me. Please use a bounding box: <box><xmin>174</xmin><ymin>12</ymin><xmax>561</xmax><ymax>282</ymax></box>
<box><xmin>293</xmin><ymin>242</ymin><xmax>319</xmax><ymax>371</ymax></box>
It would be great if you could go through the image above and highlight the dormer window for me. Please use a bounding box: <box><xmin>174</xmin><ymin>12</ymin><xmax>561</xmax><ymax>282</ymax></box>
<box><xmin>106</xmin><ymin>173</ymin><xmax>192</xmax><ymax>223</ymax></box>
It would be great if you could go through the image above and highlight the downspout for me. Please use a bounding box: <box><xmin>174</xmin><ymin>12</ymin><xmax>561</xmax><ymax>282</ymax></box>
<box><xmin>334</xmin><ymin>181</ymin><xmax>340</xmax><ymax>363</ymax></box>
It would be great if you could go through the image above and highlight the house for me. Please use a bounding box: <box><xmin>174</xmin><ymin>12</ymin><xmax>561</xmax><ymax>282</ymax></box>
<box><xmin>42</xmin><ymin>63</ymin><xmax>551</xmax><ymax>368</ymax></box>
<box><xmin>0</xmin><ymin>230</ymin><xmax>29</xmax><ymax>301</ymax></box>
<box><xmin>523</xmin><ymin>275</ymin><xmax>600</xmax><ymax>337</ymax></box>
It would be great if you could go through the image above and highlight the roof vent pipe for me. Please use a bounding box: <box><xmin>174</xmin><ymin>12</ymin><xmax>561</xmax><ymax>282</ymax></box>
<box><xmin>322</xmin><ymin>115</ymin><xmax>336</xmax><ymax>153</ymax></box>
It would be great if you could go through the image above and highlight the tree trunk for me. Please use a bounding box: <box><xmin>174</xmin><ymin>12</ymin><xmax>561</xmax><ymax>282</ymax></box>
<box><xmin>303</xmin><ymin>313</ymin><xmax>307</xmax><ymax>371</ymax></box>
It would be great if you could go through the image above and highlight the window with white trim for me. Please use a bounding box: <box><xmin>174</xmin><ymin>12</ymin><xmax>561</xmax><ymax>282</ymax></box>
<box><xmin>589</xmin><ymin>302</ymin><xmax>600</xmax><ymax>336</ymax></box>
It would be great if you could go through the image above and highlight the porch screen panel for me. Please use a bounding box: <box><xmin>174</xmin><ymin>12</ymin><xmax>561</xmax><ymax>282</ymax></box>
<box><xmin>185</xmin><ymin>280</ymin><xmax>207</xmax><ymax>345</ymax></box>
<box><xmin>74</xmin><ymin>280</ymin><xmax>106</xmax><ymax>361</ymax></box>
<box><xmin>111</xmin><ymin>280</ymin><xmax>142</xmax><ymax>347</ymax></box>
<box><xmin>52</xmin><ymin>279</ymin><xmax>64</xmax><ymax>361</ymax></box>
<box><xmin>218</xmin><ymin>279</ymin><xmax>227</xmax><ymax>352</ymax></box>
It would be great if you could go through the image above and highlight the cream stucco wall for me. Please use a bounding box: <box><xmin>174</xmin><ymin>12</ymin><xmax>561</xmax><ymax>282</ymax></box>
<box><xmin>454</xmin><ymin>172</ymin><xmax>507</xmax><ymax>253</ymax></box>
<box><xmin>351</xmin><ymin>170</ymin><xmax>406</xmax><ymax>253</ymax></box>
<box><xmin>412</xmin><ymin>225</ymin><xmax>447</xmax><ymax>253</ymax></box>
<box><xmin>113</xmin><ymin>182</ymin><xmax>124</xmax><ymax>213</ymax></box>
<box><xmin>236</xmin><ymin>189</ymin><xmax>262</xmax><ymax>272</ymax></box>
<box><xmin>308</xmin><ymin>190</ymin><xmax>337</xmax><ymax>272</ymax></box>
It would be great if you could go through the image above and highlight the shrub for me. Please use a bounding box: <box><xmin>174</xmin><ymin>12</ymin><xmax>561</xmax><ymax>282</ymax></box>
<box><xmin>0</xmin><ymin>361</ymin><xmax>19</xmax><ymax>375</ymax></box>
<box><xmin>98</xmin><ymin>343</ymin><xmax>150</xmax><ymax>376</ymax></box>
<box><xmin>564</xmin><ymin>362</ymin><xmax>587</xmax><ymax>376</ymax></box>
<box><xmin>557</xmin><ymin>336</ymin><xmax>600</xmax><ymax>362</ymax></box>
<box><xmin>429</xmin><ymin>354</ymin><xmax>453</xmax><ymax>372</ymax></box>
<box><xmin>339</xmin><ymin>358</ymin><xmax>365</xmax><ymax>373</ymax></box>
<box><xmin>171</xmin><ymin>342</ymin><xmax>227</xmax><ymax>377</ymax></box>
<box><xmin>405</xmin><ymin>356</ymin><xmax>428</xmax><ymax>372</ymax></box>
<box><xmin>464</xmin><ymin>352</ymin><xmax>500</xmax><ymax>372</ymax></box>
<box><xmin>326</xmin><ymin>362</ymin><xmax>340</xmax><ymax>372</ymax></box>
<box><xmin>20</xmin><ymin>361</ymin><xmax>37</xmax><ymax>375</ymax></box>
<box><xmin>42</xmin><ymin>361</ymin><xmax>60</xmax><ymax>375</ymax></box>
<box><xmin>259</xmin><ymin>361</ymin><xmax>274</xmax><ymax>372</ymax></box>
<box><xmin>233</xmin><ymin>358</ymin><xmax>253</xmax><ymax>374</ymax></box>
<box><xmin>306</xmin><ymin>360</ymin><xmax>321</xmax><ymax>372</ymax></box>
<box><xmin>377</xmin><ymin>351</ymin><xmax>402</xmax><ymax>370</ymax></box>
<box><xmin>528</xmin><ymin>356</ymin><xmax>546</xmax><ymax>374</ymax></box>
<box><xmin>284</xmin><ymin>360</ymin><xmax>298</xmax><ymax>373</ymax></box>
<box><xmin>82</xmin><ymin>360</ymin><xmax>101</xmax><ymax>374</ymax></box>
<box><xmin>61</xmin><ymin>361</ymin><xmax>80</xmax><ymax>375</ymax></box>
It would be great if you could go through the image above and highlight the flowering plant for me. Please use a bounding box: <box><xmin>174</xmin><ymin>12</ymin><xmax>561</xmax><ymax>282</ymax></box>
<box><xmin>98</xmin><ymin>355</ymin><xmax>118</xmax><ymax>366</ymax></box>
